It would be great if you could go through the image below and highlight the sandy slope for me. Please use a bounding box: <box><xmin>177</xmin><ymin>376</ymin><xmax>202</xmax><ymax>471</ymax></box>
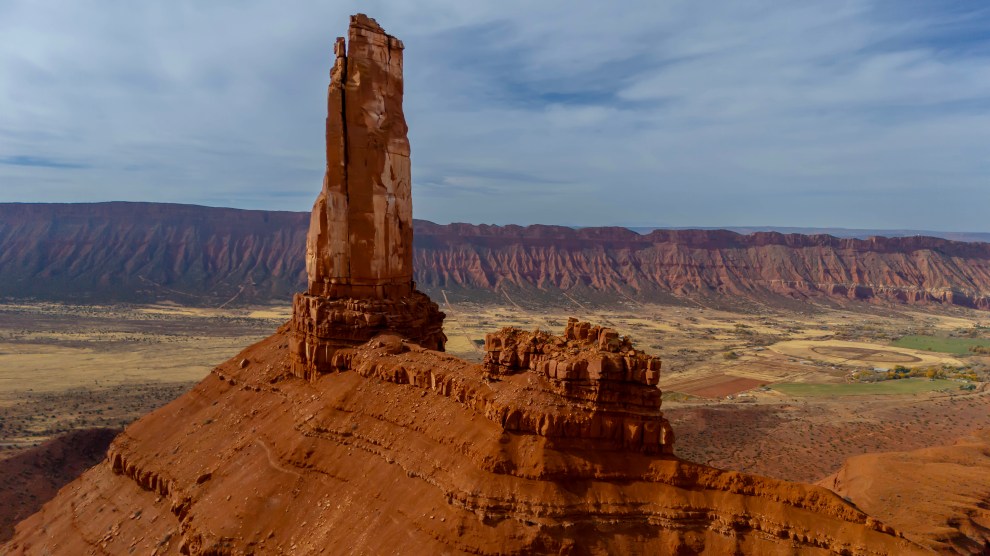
<box><xmin>821</xmin><ymin>429</ymin><xmax>990</xmax><ymax>553</ymax></box>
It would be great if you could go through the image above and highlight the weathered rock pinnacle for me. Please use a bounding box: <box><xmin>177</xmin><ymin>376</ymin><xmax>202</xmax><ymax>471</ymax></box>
<box><xmin>290</xmin><ymin>14</ymin><xmax>445</xmax><ymax>379</ymax></box>
<box><xmin>307</xmin><ymin>14</ymin><xmax>412</xmax><ymax>299</ymax></box>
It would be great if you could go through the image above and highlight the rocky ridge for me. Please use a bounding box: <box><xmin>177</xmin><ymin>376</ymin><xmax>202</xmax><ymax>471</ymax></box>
<box><xmin>414</xmin><ymin>223</ymin><xmax>990</xmax><ymax>310</ymax></box>
<box><xmin>3</xmin><ymin>203</ymin><xmax>990</xmax><ymax>310</ymax></box>
<box><xmin>5</xmin><ymin>328</ymin><xmax>924</xmax><ymax>554</ymax></box>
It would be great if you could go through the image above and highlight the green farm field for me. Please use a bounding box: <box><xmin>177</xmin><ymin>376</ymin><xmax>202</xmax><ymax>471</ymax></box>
<box><xmin>772</xmin><ymin>378</ymin><xmax>957</xmax><ymax>397</ymax></box>
<box><xmin>892</xmin><ymin>335</ymin><xmax>990</xmax><ymax>355</ymax></box>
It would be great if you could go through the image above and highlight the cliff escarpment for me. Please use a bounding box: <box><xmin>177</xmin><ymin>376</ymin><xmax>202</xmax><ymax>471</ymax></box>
<box><xmin>414</xmin><ymin>222</ymin><xmax>990</xmax><ymax>310</ymax></box>
<box><xmin>2</xmin><ymin>202</ymin><xmax>990</xmax><ymax>310</ymax></box>
<box><xmin>0</xmin><ymin>202</ymin><xmax>309</xmax><ymax>304</ymax></box>
<box><xmin>4</xmin><ymin>327</ymin><xmax>925</xmax><ymax>555</ymax></box>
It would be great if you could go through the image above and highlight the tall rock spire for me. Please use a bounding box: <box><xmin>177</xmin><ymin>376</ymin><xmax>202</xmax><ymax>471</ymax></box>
<box><xmin>291</xmin><ymin>14</ymin><xmax>445</xmax><ymax>379</ymax></box>
<box><xmin>307</xmin><ymin>14</ymin><xmax>413</xmax><ymax>300</ymax></box>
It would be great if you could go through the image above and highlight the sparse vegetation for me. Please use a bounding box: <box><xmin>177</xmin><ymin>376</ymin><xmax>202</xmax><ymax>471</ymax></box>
<box><xmin>893</xmin><ymin>335</ymin><xmax>990</xmax><ymax>355</ymax></box>
<box><xmin>772</xmin><ymin>379</ymin><xmax>954</xmax><ymax>397</ymax></box>
<box><xmin>0</xmin><ymin>302</ymin><xmax>278</xmax><ymax>455</ymax></box>
<box><xmin>3</xmin><ymin>297</ymin><xmax>989</xmax><ymax>489</ymax></box>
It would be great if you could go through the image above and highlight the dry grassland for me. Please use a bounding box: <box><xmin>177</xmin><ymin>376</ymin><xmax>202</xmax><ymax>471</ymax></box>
<box><xmin>2</xmin><ymin>294</ymin><xmax>988</xmax><ymax>484</ymax></box>
<box><xmin>0</xmin><ymin>303</ymin><xmax>284</xmax><ymax>454</ymax></box>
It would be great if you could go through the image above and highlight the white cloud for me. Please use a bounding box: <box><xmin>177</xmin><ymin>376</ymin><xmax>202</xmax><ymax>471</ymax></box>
<box><xmin>0</xmin><ymin>0</ymin><xmax>988</xmax><ymax>230</ymax></box>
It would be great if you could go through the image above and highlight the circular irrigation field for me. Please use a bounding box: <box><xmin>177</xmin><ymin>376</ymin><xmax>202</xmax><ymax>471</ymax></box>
<box><xmin>809</xmin><ymin>345</ymin><xmax>922</xmax><ymax>364</ymax></box>
<box><xmin>769</xmin><ymin>339</ymin><xmax>962</xmax><ymax>368</ymax></box>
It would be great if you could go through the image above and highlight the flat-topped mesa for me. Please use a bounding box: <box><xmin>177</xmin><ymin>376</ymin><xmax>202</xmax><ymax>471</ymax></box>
<box><xmin>483</xmin><ymin>317</ymin><xmax>673</xmax><ymax>454</ymax></box>
<box><xmin>290</xmin><ymin>14</ymin><xmax>445</xmax><ymax>379</ymax></box>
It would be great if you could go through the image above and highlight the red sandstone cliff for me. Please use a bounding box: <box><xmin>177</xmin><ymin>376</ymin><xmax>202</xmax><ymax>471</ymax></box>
<box><xmin>3</xmin><ymin>203</ymin><xmax>990</xmax><ymax>310</ymax></box>
<box><xmin>414</xmin><ymin>222</ymin><xmax>990</xmax><ymax>310</ymax></box>
<box><xmin>0</xmin><ymin>202</ymin><xmax>308</xmax><ymax>304</ymax></box>
<box><xmin>4</xmin><ymin>328</ymin><xmax>925</xmax><ymax>555</ymax></box>
<box><xmin>0</xmin><ymin>203</ymin><xmax>990</xmax><ymax>309</ymax></box>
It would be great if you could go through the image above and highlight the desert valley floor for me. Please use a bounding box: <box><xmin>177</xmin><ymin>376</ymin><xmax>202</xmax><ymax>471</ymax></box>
<box><xmin>2</xmin><ymin>292</ymin><xmax>989</xmax><ymax>483</ymax></box>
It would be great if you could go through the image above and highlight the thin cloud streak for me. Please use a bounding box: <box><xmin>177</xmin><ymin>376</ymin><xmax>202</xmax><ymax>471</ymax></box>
<box><xmin>0</xmin><ymin>155</ymin><xmax>89</xmax><ymax>169</ymax></box>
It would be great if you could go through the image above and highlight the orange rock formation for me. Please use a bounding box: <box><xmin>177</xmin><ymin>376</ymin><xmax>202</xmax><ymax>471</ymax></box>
<box><xmin>290</xmin><ymin>14</ymin><xmax>445</xmax><ymax>379</ymax></box>
<box><xmin>306</xmin><ymin>14</ymin><xmax>412</xmax><ymax>299</ymax></box>
<box><xmin>821</xmin><ymin>429</ymin><xmax>990</xmax><ymax>553</ymax></box>
<box><xmin>2</xmin><ymin>14</ymin><xmax>935</xmax><ymax>556</ymax></box>
<box><xmin>5</xmin><ymin>328</ymin><xmax>925</xmax><ymax>555</ymax></box>
<box><xmin>482</xmin><ymin>318</ymin><xmax>674</xmax><ymax>454</ymax></box>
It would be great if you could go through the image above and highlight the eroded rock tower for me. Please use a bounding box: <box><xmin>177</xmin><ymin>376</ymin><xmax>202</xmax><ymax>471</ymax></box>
<box><xmin>3</xmin><ymin>15</ymin><xmax>924</xmax><ymax>556</ymax></box>
<box><xmin>290</xmin><ymin>14</ymin><xmax>446</xmax><ymax>379</ymax></box>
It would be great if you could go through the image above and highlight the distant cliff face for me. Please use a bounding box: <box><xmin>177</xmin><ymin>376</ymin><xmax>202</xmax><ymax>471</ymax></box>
<box><xmin>0</xmin><ymin>202</ymin><xmax>309</xmax><ymax>305</ymax></box>
<box><xmin>414</xmin><ymin>222</ymin><xmax>990</xmax><ymax>310</ymax></box>
<box><xmin>2</xmin><ymin>202</ymin><xmax>990</xmax><ymax>310</ymax></box>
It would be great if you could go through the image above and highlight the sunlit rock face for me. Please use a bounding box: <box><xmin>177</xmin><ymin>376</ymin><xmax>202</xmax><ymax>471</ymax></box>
<box><xmin>291</xmin><ymin>14</ymin><xmax>445</xmax><ymax>379</ymax></box>
<box><xmin>2</xmin><ymin>15</ymin><xmax>928</xmax><ymax>556</ymax></box>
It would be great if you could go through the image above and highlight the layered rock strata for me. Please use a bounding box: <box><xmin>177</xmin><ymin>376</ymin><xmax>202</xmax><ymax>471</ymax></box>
<box><xmin>289</xmin><ymin>293</ymin><xmax>444</xmax><ymax>381</ymax></box>
<box><xmin>324</xmin><ymin>322</ymin><xmax>674</xmax><ymax>454</ymax></box>
<box><xmin>482</xmin><ymin>318</ymin><xmax>673</xmax><ymax>454</ymax></box>
<box><xmin>5</xmin><ymin>328</ymin><xmax>925</xmax><ymax>555</ymax></box>
<box><xmin>290</xmin><ymin>14</ymin><xmax>445</xmax><ymax>378</ymax></box>
<box><xmin>412</xmin><ymin>223</ymin><xmax>990</xmax><ymax>311</ymax></box>
<box><xmin>4</xmin><ymin>202</ymin><xmax>990</xmax><ymax>311</ymax></box>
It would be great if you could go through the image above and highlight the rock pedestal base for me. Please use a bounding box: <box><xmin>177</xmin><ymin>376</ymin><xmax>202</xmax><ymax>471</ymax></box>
<box><xmin>289</xmin><ymin>290</ymin><xmax>445</xmax><ymax>380</ymax></box>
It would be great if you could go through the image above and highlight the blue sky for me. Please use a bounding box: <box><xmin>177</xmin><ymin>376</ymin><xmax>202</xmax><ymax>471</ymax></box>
<box><xmin>1</xmin><ymin>1</ymin><xmax>989</xmax><ymax>230</ymax></box>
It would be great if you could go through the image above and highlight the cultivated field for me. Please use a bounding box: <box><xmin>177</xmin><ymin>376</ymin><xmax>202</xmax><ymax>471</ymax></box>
<box><xmin>663</xmin><ymin>374</ymin><xmax>769</xmax><ymax>398</ymax></box>
<box><xmin>893</xmin><ymin>334</ymin><xmax>990</xmax><ymax>355</ymax></box>
<box><xmin>770</xmin><ymin>339</ymin><xmax>961</xmax><ymax>368</ymax></box>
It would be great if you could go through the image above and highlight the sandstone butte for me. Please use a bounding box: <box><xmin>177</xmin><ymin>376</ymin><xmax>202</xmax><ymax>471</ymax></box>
<box><xmin>4</xmin><ymin>14</ymin><xmax>931</xmax><ymax>555</ymax></box>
